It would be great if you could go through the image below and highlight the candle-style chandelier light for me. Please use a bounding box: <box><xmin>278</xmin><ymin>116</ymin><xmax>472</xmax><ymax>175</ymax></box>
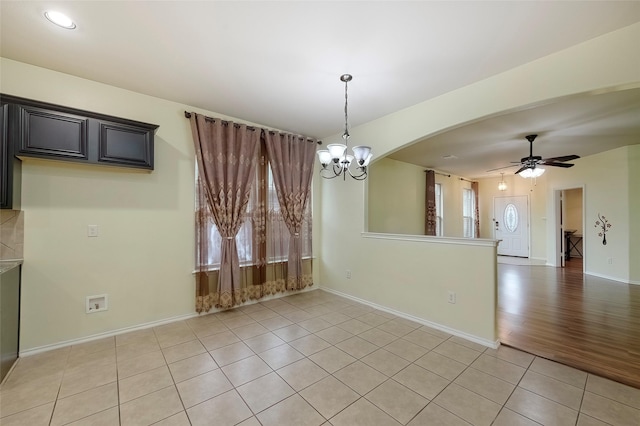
<box><xmin>316</xmin><ymin>74</ymin><xmax>373</xmax><ymax>180</ymax></box>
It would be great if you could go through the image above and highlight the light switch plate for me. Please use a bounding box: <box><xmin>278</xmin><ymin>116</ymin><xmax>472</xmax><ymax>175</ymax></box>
<box><xmin>88</xmin><ymin>225</ymin><xmax>99</xmax><ymax>237</ymax></box>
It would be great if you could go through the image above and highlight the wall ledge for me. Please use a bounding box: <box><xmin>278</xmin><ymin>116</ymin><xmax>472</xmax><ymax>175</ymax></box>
<box><xmin>362</xmin><ymin>232</ymin><xmax>499</xmax><ymax>247</ymax></box>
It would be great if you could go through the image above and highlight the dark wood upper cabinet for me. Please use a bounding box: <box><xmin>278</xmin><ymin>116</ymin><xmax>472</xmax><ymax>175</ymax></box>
<box><xmin>1</xmin><ymin>94</ymin><xmax>158</xmax><ymax>209</ymax></box>
<box><xmin>2</xmin><ymin>94</ymin><xmax>158</xmax><ymax>171</ymax></box>
<box><xmin>17</xmin><ymin>105</ymin><xmax>90</xmax><ymax>161</ymax></box>
<box><xmin>98</xmin><ymin>120</ymin><xmax>153</xmax><ymax>169</ymax></box>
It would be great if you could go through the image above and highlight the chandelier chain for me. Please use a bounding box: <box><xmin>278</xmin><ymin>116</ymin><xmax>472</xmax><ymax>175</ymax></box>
<box><xmin>344</xmin><ymin>78</ymin><xmax>349</xmax><ymax>140</ymax></box>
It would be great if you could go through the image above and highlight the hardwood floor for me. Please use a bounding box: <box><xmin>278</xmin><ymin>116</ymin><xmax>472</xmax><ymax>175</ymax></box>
<box><xmin>498</xmin><ymin>258</ymin><xmax>640</xmax><ymax>389</ymax></box>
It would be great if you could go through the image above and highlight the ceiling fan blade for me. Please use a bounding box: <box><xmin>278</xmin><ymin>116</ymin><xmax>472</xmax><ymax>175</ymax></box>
<box><xmin>541</xmin><ymin>162</ymin><xmax>574</xmax><ymax>168</ymax></box>
<box><xmin>486</xmin><ymin>164</ymin><xmax>519</xmax><ymax>172</ymax></box>
<box><xmin>514</xmin><ymin>164</ymin><xmax>530</xmax><ymax>175</ymax></box>
<box><xmin>540</xmin><ymin>155</ymin><xmax>580</xmax><ymax>163</ymax></box>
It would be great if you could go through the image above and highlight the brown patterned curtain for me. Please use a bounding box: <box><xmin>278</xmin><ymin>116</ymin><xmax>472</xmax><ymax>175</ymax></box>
<box><xmin>425</xmin><ymin>170</ymin><xmax>436</xmax><ymax>235</ymax></box>
<box><xmin>264</xmin><ymin>132</ymin><xmax>316</xmax><ymax>290</ymax></box>
<box><xmin>190</xmin><ymin>114</ymin><xmax>260</xmax><ymax>311</ymax></box>
<box><xmin>471</xmin><ymin>181</ymin><xmax>480</xmax><ymax>238</ymax></box>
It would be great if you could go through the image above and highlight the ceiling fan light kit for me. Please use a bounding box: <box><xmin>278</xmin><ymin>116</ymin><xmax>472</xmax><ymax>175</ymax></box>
<box><xmin>518</xmin><ymin>167</ymin><xmax>545</xmax><ymax>179</ymax></box>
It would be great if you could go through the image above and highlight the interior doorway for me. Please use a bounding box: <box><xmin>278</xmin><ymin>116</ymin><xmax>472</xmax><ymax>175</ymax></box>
<box><xmin>553</xmin><ymin>186</ymin><xmax>585</xmax><ymax>270</ymax></box>
<box><xmin>564</xmin><ymin>188</ymin><xmax>584</xmax><ymax>267</ymax></box>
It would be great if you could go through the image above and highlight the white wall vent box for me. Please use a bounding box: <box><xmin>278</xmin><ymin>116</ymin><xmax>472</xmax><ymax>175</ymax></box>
<box><xmin>86</xmin><ymin>294</ymin><xmax>108</xmax><ymax>313</ymax></box>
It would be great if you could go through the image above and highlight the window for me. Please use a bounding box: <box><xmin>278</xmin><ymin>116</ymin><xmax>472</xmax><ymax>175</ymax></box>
<box><xmin>463</xmin><ymin>187</ymin><xmax>475</xmax><ymax>238</ymax></box>
<box><xmin>435</xmin><ymin>183</ymin><xmax>443</xmax><ymax>236</ymax></box>
<box><xmin>197</xmin><ymin>164</ymin><xmax>312</xmax><ymax>269</ymax></box>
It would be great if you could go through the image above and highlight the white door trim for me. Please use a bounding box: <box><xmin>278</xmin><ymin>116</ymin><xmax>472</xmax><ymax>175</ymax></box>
<box><xmin>551</xmin><ymin>185</ymin><xmax>586</xmax><ymax>272</ymax></box>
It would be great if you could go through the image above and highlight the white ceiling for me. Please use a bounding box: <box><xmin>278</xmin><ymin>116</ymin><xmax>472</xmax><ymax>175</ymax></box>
<box><xmin>1</xmin><ymin>1</ymin><xmax>639</xmax><ymax>178</ymax></box>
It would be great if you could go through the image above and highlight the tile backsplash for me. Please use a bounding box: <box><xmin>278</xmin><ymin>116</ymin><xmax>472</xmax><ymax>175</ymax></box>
<box><xmin>0</xmin><ymin>210</ymin><xmax>24</xmax><ymax>260</ymax></box>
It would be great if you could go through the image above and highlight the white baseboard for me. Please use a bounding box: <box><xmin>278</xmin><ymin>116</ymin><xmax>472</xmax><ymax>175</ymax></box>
<box><xmin>19</xmin><ymin>312</ymin><xmax>199</xmax><ymax>357</ymax></box>
<box><xmin>585</xmin><ymin>270</ymin><xmax>634</xmax><ymax>285</ymax></box>
<box><xmin>20</xmin><ymin>286</ymin><xmax>320</xmax><ymax>358</ymax></box>
<box><xmin>319</xmin><ymin>287</ymin><xmax>499</xmax><ymax>349</ymax></box>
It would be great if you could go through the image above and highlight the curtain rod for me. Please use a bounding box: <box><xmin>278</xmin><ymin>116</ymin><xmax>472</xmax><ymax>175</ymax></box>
<box><xmin>184</xmin><ymin>111</ymin><xmax>321</xmax><ymax>144</ymax></box>
<box><xmin>425</xmin><ymin>170</ymin><xmax>450</xmax><ymax>177</ymax></box>
<box><xmin>459</xmin><ymin>177</ymin><xmax>476</xmax><ymax>183</ymax></box>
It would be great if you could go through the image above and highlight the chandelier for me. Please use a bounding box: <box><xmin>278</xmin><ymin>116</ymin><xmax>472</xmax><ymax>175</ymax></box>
<box><xmin>498</xmin><ymin>172</ymin><xmax>507</xmax><ymax>191</ymax></box>
<box><xmin>317</xmin><ymin>74</ymin><xmax>373</xmax><ymax>180</ymax></box>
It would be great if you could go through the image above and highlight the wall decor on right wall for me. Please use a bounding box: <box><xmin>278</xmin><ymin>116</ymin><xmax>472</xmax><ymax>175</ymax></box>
<box><xmin>595</xmin><ymin>213</ymin><xmax>612</xmax><ymax>245</ymax></box>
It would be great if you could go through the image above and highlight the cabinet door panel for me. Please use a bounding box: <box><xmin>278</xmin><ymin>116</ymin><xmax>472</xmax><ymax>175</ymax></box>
<box><xmin>0</xmin><ymin>266</ymin><xmax>21</xmax><ymax>383</ymax></box>
<box><xmin>19</xmin><ymin>106</ymin><xmax>89</xmax><ymax>160</ymax></box>
<box><xmin>98</xmin><ymin>122</ymin><xmax>153</xmax><ymax>169</ymax></box>
<box><xmin>1</xmin><ymin>103</ymin><xmax>9</xmax><ymax>208</ymax></box>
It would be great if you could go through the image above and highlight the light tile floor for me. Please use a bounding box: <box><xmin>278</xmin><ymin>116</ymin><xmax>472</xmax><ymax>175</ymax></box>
<box><xmin>1</xmin><ymin>290</ymin><xmax>639</xmax><ymax>425</ymax></box>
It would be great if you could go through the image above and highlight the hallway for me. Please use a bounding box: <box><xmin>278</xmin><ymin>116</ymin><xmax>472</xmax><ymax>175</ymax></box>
<box><xmin>497</xmin><ymin>259</ymin><xmax>640</xmax><ymax>389</ymax></box>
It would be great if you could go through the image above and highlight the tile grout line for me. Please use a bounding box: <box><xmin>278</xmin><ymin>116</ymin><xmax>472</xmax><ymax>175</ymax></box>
<box><xmin>489</xmin><ymin>351</ymin><xmax>537</xmax><ymax>425</ymax></box>
<box><xmin>10</xmin><ymin>292</ymin><xmax>637</xmax><ymax>426</ymax></box>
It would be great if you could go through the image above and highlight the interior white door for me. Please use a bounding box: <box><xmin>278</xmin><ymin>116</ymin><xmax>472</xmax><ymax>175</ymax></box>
<box><xmin>494</xmin><ymin>195</ymin><xmax>529</xmax><ymax>257</ymax></box>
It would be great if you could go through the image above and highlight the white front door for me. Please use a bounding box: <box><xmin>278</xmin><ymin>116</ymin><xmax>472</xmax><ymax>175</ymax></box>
<box><xmin>494</xmin><ymin>195</ymin><xmax>529</xmax><ymax>257</ymax></box>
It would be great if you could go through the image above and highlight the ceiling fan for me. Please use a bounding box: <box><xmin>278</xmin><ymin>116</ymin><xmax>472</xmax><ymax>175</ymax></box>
<box><xmin>489</xmin><ymin>134</ymin><xmax>580</xmax><ymax>176</ymax></box>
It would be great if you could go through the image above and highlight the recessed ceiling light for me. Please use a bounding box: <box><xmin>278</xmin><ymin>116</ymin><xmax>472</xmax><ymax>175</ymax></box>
<box><xmin>44</xmin><ymin>11</ymin><xmax>76</xmax><ymax>29</ymax></box>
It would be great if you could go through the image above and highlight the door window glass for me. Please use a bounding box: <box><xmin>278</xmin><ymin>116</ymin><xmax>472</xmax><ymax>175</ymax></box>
<box><xmin>504</xmin><ymin>203</ymin><xmax>518</xmax><ymax>233</ymax></box>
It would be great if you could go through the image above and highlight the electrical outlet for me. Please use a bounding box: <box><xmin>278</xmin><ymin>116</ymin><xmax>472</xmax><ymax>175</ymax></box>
<box><xmin>447</xmin><ymin>291</ymin><xmax>456</xmax><ymax>304</ymax></box>
<box><xmin>608</xmin><ymin>258</ymin><xmax>613</xmax><ymax>265</ymax></box>
<box><xmin>346</xmin><ymin>270</ymin><xmax>352</xmax><ymax>279</ymax></box>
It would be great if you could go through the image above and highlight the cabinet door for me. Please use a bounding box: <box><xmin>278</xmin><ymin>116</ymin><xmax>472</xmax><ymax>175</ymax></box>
<box><xmin>98</xmin><ymin>120</ymin><xmax>154</xmax><ymax>169</ymax></box>
<box><xmin>17</xmin><ymin>105</ymin><xmax>90</xmax><ymax>161</ymax></box>
<box><xmin>0</xmin><ymin>266</ymin><xmax>21</xmax><ymax>383</ymax></box>
<box><xmin>1</xmin><ymin>103</ymin><xmax>9</xmax><ymax>208</ymax></box>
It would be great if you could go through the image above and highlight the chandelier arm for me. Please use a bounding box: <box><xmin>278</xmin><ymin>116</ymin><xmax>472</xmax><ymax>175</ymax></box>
<box><xmin>347</xmin><ymin>167</ymin><xmax>367</xmax><ymax>180</ymax></box>
<box><xmin>319</xmin><ymin>167</ymin><xmax>342</xmax><ymax>179</ymax></box>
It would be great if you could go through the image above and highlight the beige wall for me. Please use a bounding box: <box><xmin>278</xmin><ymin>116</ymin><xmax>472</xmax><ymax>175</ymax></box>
<box><xmin>629</xmin><ymin>145</ymin><xmax>640</xmax><ymax>284</ymax></box>
<box><xmin>367</xmin><ymin>158</ymin><xmax>425</xmax><ymax>235</ymax></box>
<box><xmin>367</xmin><ymin>158</ymin><xmax>472</xmax><ymax>238</ymax></box>
<box><xmin>2</xmin><ymin>21</ymin><xmax>638</xmax><ymax>351</ymax></box>
<box><xmin>1</xmin><ymin>58</ymin><xmax>322</xmax><ymax>351</ymax></box>
<box><xmin>440</xmin><ymin>175</ymin><xmax>471</xmax><ymax>238</ymax></box>
<box><xmin>545</xmin><ymin>146</ymin><xmax>633</xmax><ymax>282</ymax></box>
<box><xmin>320</xmin><ymin>22</ymin><xmax>640</xmax><ymax>345</ymax></box>
<box><xmin>564</xmin><ymin>188</ymin><xmax>583</xmax><ymax>233</ymax></box>
<box><xmin>477</xmin><ymin>146</ymin><xmax>638</xmax><ymax>283</ymax></box>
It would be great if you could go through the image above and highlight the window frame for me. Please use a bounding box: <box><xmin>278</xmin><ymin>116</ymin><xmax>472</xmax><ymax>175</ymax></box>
<box><xmin>435</xmin><ymin>183</ymin><xmax>443</xmax><ymax>237</ymax></box>
<box><xmin>195</xmin><ymin>162</ymin><xmax>312</xmax><ymax>271</ymax></box>
<box><xmin>462</xmin><ymin>187</ymin><xmax>475</xmax><ymax>238</ymax></box>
